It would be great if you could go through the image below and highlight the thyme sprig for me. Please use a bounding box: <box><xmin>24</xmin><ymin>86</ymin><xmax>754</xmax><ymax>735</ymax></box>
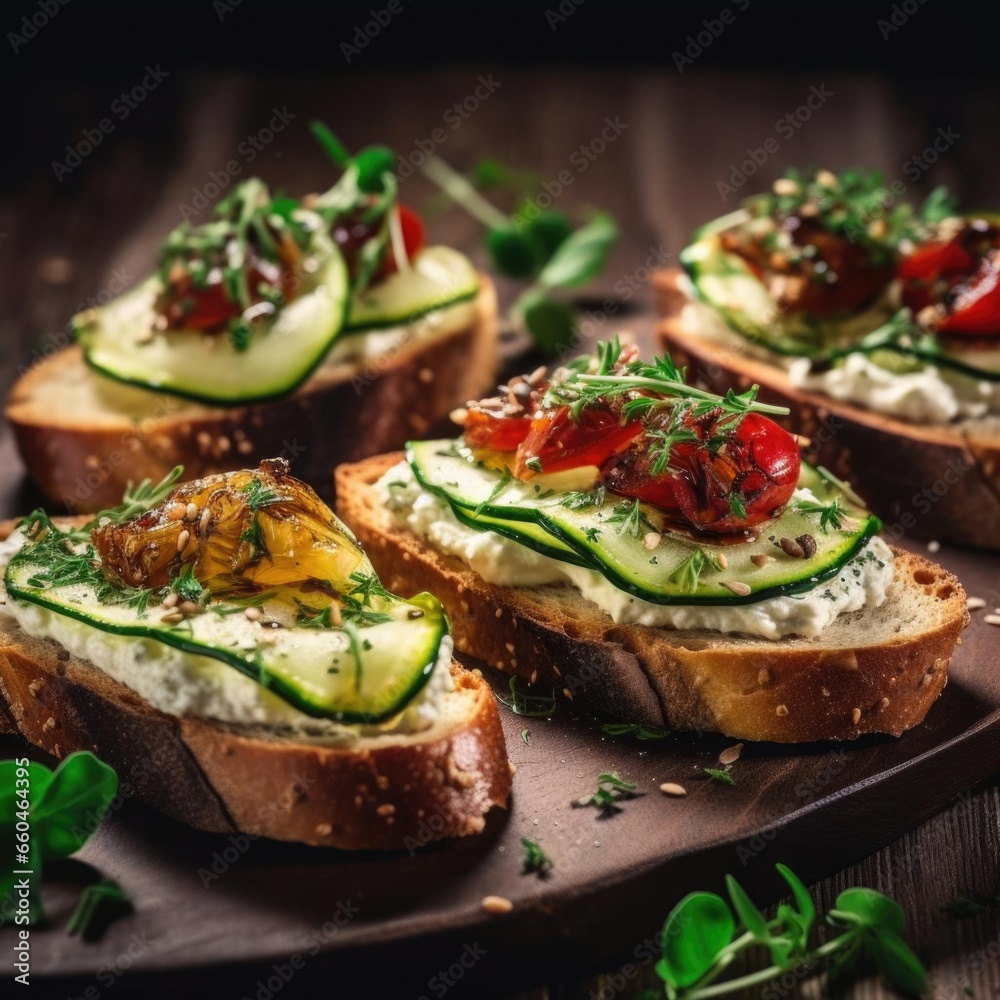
<box><xmin>791</xmin><ymin>496</ymin><xmax>847</xmax><ymax>533</ymax></box>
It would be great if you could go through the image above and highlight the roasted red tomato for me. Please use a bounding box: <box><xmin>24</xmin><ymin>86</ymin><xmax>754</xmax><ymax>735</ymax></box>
<box><xmin>158</xmin><ymin>251</ymin><xmax>291</xmax><ymax>333</ymax></box>
<box><xmin>333</xmin><ymin>203</ymin><xmax>426</xmax><ymax>282</ymax></box>
<box><xmin>901</xmin><ymin>224</ymin><xmax>1000</xmax><ymax>336</ymax></box>
<box><xmin>604</xmin><ymin>411</ymin><xmax>800</xmax><ymax>536</ymax></box>
<box><xmin>722</xmin><ymin>216</ymin><xmax>894</xmax><ymax>318</ymax></box>
<box><xmin>463</xmin><ymin>408</ymin><xmax>533</xmax><ymax>452</ymax></box>
<box><xmin>513</xmin><ymin>406</ymin><xmax>644</xmax><ymax>479</ymax></box>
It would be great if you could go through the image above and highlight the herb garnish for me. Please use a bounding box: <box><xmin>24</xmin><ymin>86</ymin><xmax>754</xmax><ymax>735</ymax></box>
<box><xmin>704</xmin><ymin>765</ymin><xmax>736</xmax><ymax>787</ymax></box>
<box><xmin>496</xmin><ymin>676</ymin><xmax>557</xmax><ymax>718</ymax></box>
<box><xmin>652</xmin><ymin>864</ymin><xmax>926</xmax><ymax>998</ymax></box>
<box><xmin>791</xmin><ymin>496</ymin><xmax>847</xmax><ymax>533</ymax></box>
<box><xmin>601</xmin><ymin>722</ymin><xmax>670</xmax><ymax>740</ymax></box>
<box><xmin>1</xmin><ymin>752</ymin><xmax>119</xmax><ymax>928</ymax></box>
<box><xmin>520</xmin><ymin>837</ymin><xmax>553</xmax><ymax>877</ymax></box>
<box><xmin>474</xmin><ymin>468</ymin><xmax>514</xmax><ymax>515</ymax></box>
<box><xmin>558</xmin><ymin>486</ymin><xmax>606</xmax><ymax>510</ymax></box>
<box><xmin>666</xmin><ymin>549</ymin><xmax>725</xmax><ymax>593</ymax></box>
<box><xmin>606</xmin><ymin>499</ymin><xmax>656</xmax><ymax>539</ymax></box>
<box><xmin>572</xmin><ymin>771</ymin><xmax>641</xmax><ymax>814</ymax></box>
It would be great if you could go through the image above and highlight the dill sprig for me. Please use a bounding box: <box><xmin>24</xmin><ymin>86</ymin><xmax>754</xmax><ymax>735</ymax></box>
<box><xmin>666</xmin><ymin>548</ymin><xmax>725</xmax><ymax>593</ymax></box>
<box><xmin>606</xmin><ymin>498</ymin><xmax>656</xmax><ymax>539</ymax></box>
<box><xmin>791</xmin><ymin>496</ymin><xmax>847</xmax><ymax>533</ymax></box>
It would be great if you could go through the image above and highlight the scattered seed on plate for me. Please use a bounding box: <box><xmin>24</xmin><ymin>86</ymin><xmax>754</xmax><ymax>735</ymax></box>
<box><xmin>984</xmin><ymin>615</ymin><xmax>1000</xmax><ymax>627</ymax></box>
<box><xmin>719</xmin><ymin>743</ymin><xmax>744</xmax><ymax>766</ymax></box>
<box><xmin>481</xmin><ymin>895</ymin><xmax>513</xmax><ymax>915</ymax></box>
<box><xmin>660</xmin><ymin>782</ymin><xmax>687</xmax><ymax>797</ymax></box>
<box><xmin>967</xmin><ymin>597</ymin><xmax>986</xmax><ymax>610</ymax></box>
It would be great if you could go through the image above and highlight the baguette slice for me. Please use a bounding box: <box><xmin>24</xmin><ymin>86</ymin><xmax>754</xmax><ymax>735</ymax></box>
<box><xmin>336</xmin><ymin>454</ymin><xmax>969</xmax><ymax>743</ymax></box>
<box><xmin>653</xmin><ymin>267</ymin><xmax>1000</xmax><ymax>551</ymax></box>
<box><xmin>6</xmin><ymin>278</ymin><xmax>497</xmax><ymax>514</ymax></box>
<box><xmin>0</xmin><ymin>620</ymin><xmax>511</xmax><ymax>850</ymax></box>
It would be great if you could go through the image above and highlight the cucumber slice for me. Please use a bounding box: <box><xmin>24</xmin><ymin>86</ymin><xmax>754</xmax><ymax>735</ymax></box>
<box><xmin>346</xmin><ymin>246</ymin><xmax>479</xmax><ymax>331</ymax></box>
<box><xmin>76</xmin><ymin>232</ymin><xmax>349</xmax><ymax>405</ymax></box>
<box><xmin>681</xmin><ymin>220</ymin><xmax>1000</xmax><ymax>380</ymax></box>
<box><xmin>408</xmin><ymin>440</ymin><xmax>881</xmax><ymax>606</ymax></box>
<box><xmin>5</xmin><ymin>543</ymin><xmax>447</xmax><ymax>725</ymax></box>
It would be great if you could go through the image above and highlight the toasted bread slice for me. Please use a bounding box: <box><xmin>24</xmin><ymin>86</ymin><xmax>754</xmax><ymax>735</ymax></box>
<box><xmin>336</xmin><ymin>454</ymin><xmax>969</xmax><ymax>743</ymax></box>
<box><xmin>653</xmin><ymin>267</ymin><xmax>1000</xmax><ymax>551</ymax></box>
<box><xmin>0</xmin><ymin>619</ymin><xmax>511</xmax><ymax>850</ymax></box>
<box><xmin>6</xmin><ymin>278</ymin><xmax>497</xmax><ymax>514</ymax></box>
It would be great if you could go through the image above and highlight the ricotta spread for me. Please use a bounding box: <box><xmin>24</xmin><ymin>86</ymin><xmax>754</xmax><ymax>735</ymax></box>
<box><xmin>0</xmin><ymin>533</ymin><xmax>452</xmax><ymax>746</ymax></box>
<box><xmin>678</xmin><ymin>282</ymin><xmax>1000</xmax><ymax>425</ymax></box>
<box><xmin>378</xmin><ymin>463</ymin><xmax>895</xmax><ymax>641</ymax></box>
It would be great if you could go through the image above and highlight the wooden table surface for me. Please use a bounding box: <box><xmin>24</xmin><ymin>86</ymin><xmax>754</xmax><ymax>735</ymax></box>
<box><xmin>2</xmin><ymin>70</ymin><xmax>999</xmax><ymax>998</ymax></box>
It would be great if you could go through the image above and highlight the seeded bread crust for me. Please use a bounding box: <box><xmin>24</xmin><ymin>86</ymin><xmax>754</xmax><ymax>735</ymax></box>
<box><xmin>6</xmin><ymin>278</ymin><xmax>497</xmax><ymax>513</ymax></box>
<box><xmin>336</xmin><ymin>454</ymin><xmax>969</xmax><ymax>743</ymax></box>
<box><xmin>652</xmin><ymin>267</ymin><xmax>1000</xmax><ymax>551</ymax></box>
<box><xmin>0</xmin><ymin>624</ymin><xmax>511</xmax><ymax>850</ymax></box>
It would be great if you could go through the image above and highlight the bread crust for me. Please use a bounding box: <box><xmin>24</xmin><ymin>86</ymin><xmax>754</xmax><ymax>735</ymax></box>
<box><xmin>0</xmin><ymin>624</ymin><xmax>511</xmax><ymax>850</ymax></box>
<box><xmin>653</xmin><ymin>267</ymin><xmax>1000</xmax><ymax>550</ymax></box>
<box><xmin>6</xmin><ymin>279</ymin><xmax>497</xmax><ymax>513</ymax></box>
<box><xmin>336</xmin><ymin>453</ymin><xmax>969</xmax><ymax>743</ymax></box>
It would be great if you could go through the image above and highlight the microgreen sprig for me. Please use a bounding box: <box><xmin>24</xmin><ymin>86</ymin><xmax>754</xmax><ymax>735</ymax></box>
<box><xmin>572</xmin><ymin>771</ymin><xmax>642</xmax><ymax>814</ymax></box>
<box><xmin>652</xmin><ymin>864</ymin><xmax>926</xmax><ymax>999</ymax></box>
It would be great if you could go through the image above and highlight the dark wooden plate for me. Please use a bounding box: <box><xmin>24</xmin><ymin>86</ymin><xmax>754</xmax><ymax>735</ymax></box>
<box><xmin>0</xmin><ymin>512</ymin><xmax>997</xmax><ymax>996</ymax></box>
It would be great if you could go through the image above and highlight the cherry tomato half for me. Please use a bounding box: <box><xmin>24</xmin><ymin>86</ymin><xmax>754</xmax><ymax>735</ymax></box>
<box><xmin>463</xmin><ymin>408</ymin><xmax>533</xmax><ymax>452</ymax></box>
<box><xmin>513</xmin><ymin>406</ymin><xmax>644</xmax><ymax>480</ymax></box>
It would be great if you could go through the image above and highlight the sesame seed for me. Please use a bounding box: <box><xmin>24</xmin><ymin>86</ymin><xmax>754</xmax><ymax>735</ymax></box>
<box><xmin>244</xmin><ymin>606</ymin><xmax>262</xmax><ymax>621</ymax></box>
<box><xmin>751</xmin><ymin>553</ymin><xmax>774</xmax><ymax>568</ymax></box>
<box><xmin>927</xmin><ymin>540</ymin><xmax>941</xmax><ymax>553</ymax></box>
<box><xmin>724</xmin><ymin>581</ymin><xmax>751</xmax><ymax>597</ymax></box>
<box><xmin>660</xmin><ymin>782</ymin><xmax>687</xmax><ymax>797</ymax></box>
<box><xmin>376</xmin><ymin>803</ymin><xmax>396</xmax><ymax>817</ymax></box>
<box><xmin>495</xmin><ymin>607</ymin><xmax>503</xmax><ymax>618</ymax></box>
<box><xmin>176</xmin><ymin>529</ymin><xmax>190</xmax><ymax>553</ymax></box>
<box><xmin>161</xmin><ymin>612</ymin><xmax>185</xmax><ymax>624</ymax></box>
<box><xmin>185</xmin><ymin>502</ymin><xmax>199</xmax><ymax>521</ymax></box>
<box><xmin>178</xmin><ymin>600</ymin><xmax>203</xmax><ymax>616</ymax></box>
<box><xmin>162</xmin><ymin>592</ymin><xmax>179</xmax><ymax>609</ymax></box>
<box><xmin>719</xmin><ymin>743</ymin><xmax>744</xmax><ymax>766</ymax></box>
<box><xmin>773</xmin><ymin>178</ymin><xmax>800</xmax><ymax>196</ymax></box>
<box><xmin>643</xmin><ymin>531</ymin><xmax>662</xmax><ymax>550</ymax></box>
<box><xmin>716</xmin><ymin>553</ymin><xmax>728</xmax><ymax>569</ymax></box>
<box><xmin>563</xmin><ymin>687</ymin><xmax>573</xmax><ymax>700</ymax></box>
<box><xmin>482</xmin><ymin>896</ymin><xmax>513</xmax><ymax>915</ymax></box>
<box><xmin>967</xmin><ymin>597</ymin><xmax>986</xmax><ymax>610</ymax></box>
<box><xmin>983</xmin><ymin>615</ymin><xmax>1000</xmax><ymax>626</ymax></box>
<box><xmin>851</xmin><ymin>708</ymin><xmax>862</xmax><ymax>725</ymax></box>
<box><xmin>530</xmin><ymin>669</ymin><xmax>538</xmax><ymax>684</ymax></box>
<box><xmin>879</xmin><ymin>697</ymin><xmax>890</xmax><ymax>710</ymax></box>
<box><xmin>199</xmin><ymin>508</ymin><xmax>212</xmax><ymax>534</ymax></box>
<box><xmin>315</xmin><ymin>822</ymin><xmax>332</xmax><ymax>837</ymax></box>
<box><xmin>776</xmin><ymin>704</ymin><xmax>789</xmax><ymax>717</ymax></box>
<box><xmin>167</xmin><ymin>504</ymin><xmax>186</xmax><ymax>521</ymax></box>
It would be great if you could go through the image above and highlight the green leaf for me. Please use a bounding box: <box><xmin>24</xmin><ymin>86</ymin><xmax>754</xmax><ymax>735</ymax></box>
<box><xmin>703</xmin><ymin>766</ymin><xmax>735</xmax><ymax>787</ymax></box>
<box><xmin>354</xmin><ymin>145</ymin><xmax>396</xmax><ymax>194</ymax></box>
<box><xmin>309</xmin><ymin>121</ymin><xmax>350</xmax><ymax>167</ymax></box>
<box><xmin>34</xmin><ymin>752</ymin><xmax>118</xmax><ymax>860</ymax></box>
<box><xmin>471</xmin><ymin>158</ymin><xmax>510</xmax><ymax>189</ymax></box>
<box><xmin>725</xmin><ymin>875</ymin><xmax>770</xmax><ymax>941</ymax></box>
<box><xmin>658</xmin><ymin>891</ymin><xmax>735</xmax><ymax>989</ymax></box>
<box><xmin>487</xmin><ymin>227</ymin><xmax>544</xmax><ymax>279</ymax></box>
<box><xmin>776</xmin><ymin>863</ymin><xmax>817</xmax><ymax>938</ymax></box>
<box><xmin>600</xmin><ymin>722</ymin><xmax>670</xmax><ymax>740</ymax></box>
<box><xmin>870</xmin><ymin>930</ymin><xmax>927</xmax><ymax>996</ymax></box>
<box><xmin>520</xmin><ymin>290</ymin><xmax>577</xmax><ymax>355</ymax></box>
<box><xmin>537</xmin><ymin>212</ymin><xmax>617</xmax><ymax>289</ymax></box>
<box><xmin>833</xmin><ymin>887</ymin><xmax>905</xmax><ymax>935</ymax></box>
<box><xmin>526</xmin><ymin>211</ymin><xmax>572</xmax><ymax>261</ymax></box>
